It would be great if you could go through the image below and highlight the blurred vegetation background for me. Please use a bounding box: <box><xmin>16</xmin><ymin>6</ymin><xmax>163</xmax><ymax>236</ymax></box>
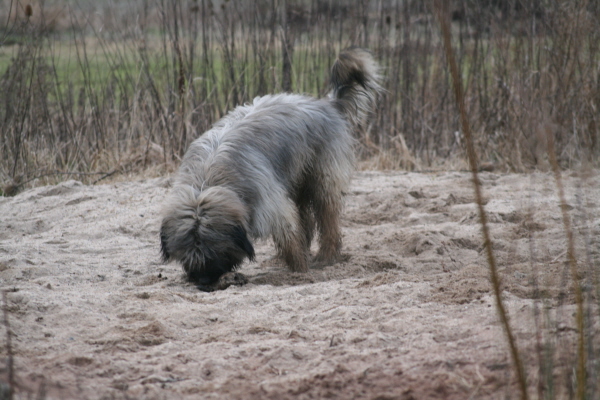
<box><xmin>0</xmin><ymin>0</ymin><xmax>599</xmax><ymax>193</ymax></box>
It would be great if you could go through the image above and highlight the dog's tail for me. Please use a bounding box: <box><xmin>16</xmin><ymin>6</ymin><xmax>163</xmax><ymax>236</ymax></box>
<box><xmin>329</xmin><ymin>47</ymin><xmax>382</xmax><ymax>130</ymax></box>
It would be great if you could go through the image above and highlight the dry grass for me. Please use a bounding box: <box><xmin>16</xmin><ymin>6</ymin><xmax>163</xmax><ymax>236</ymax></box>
<box><xmin>436</xmin><ymin>3</ymin><xmax>528</xmax><ymax>398</ymax></box>
<box><xmin>0</xmin><ymin>1</ymin><xmax>598</xmax><ymax>194</ymax></box>
<box><xmin>434</xmin><ymin>2</ymin><xmax>598</xmax><ymax>399</ymax></box>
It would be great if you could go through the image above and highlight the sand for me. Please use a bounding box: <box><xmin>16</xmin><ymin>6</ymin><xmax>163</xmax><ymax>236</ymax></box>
<box><xmin>1</xmin><ymin>169</ymin><xmax>599</xmax><ymax>399</ymax></box>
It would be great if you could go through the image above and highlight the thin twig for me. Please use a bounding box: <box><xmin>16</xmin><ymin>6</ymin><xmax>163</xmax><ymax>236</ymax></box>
<box><xmin>544</xmin><ymin>125</ymin><xmax>586</xmax><ymax>399</ymax></box>
<box><xmin>14</xmin><ymin>170</ymin><xmax>112</xmax><ymax>190</ymax></box>
<box><xmin>434</xmin><ymin>2</ymin><xmax>529</xmax><ymax>399</ymax></box>
<box><xmin>91</xmin><ymin>169</ymin><xmax>119</xmax><ymax>185</ymax></box>
<box><xmin>551</xmin><ymin>250</ymin><xmax>568</xmax><ymax>264</ymax></box>
<box><xmin>2</xmin><ymin>290</ymin><xmax>14</xmax><ymax>400</ymax></box>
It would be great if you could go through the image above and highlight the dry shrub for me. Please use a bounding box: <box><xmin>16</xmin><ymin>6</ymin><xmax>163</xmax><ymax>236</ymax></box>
<box><xmin>0</xmin><ymin>0</ymin><xmax>598</xmax><ymax>193</ymax></box>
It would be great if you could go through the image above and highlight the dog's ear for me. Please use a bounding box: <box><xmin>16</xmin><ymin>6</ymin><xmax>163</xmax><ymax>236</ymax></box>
<box><xmin>159</xmin><ymin>225</ymin><xmax>171</xmax><ymax>262</ymax></box>
<box><xmin>231</xmin><ymin>225</ymin><xmax>255</xmax><ymax>261</ymax></box>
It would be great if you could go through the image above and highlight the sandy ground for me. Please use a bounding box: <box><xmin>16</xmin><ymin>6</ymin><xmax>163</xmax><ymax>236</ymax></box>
<box><xmin>1</xmin><ymin>170</ymin><xmax>599</xmax><ymax>399</ymax></box>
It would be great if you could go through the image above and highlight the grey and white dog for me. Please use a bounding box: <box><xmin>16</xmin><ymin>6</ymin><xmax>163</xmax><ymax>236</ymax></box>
<box><xmin>160</xmin><ymin>47</ymin><xmax>382</xmax><ymax>286</ymax></box>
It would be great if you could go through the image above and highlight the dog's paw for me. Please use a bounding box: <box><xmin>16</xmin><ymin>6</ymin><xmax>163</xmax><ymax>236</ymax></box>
<box><xmin>218</xmin><ymin>271</ymin><xmax>249</xmax><ymax>288</ymax></box>
<box><xmin>196</xmin><ymin>272</ymin><xmax>249</xmax><ymax>292</ymax></box>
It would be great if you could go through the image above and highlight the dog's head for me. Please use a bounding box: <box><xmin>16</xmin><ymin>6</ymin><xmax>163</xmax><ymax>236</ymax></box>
<box><xmin>160</xmin><ymin>186</ymin><xmax>255</xmax><ymax>284</ymax></box>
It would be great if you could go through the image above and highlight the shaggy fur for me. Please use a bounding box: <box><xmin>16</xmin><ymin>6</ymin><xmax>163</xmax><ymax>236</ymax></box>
<box><xmin>160</xmin><ymin>47</ymin><xmax>382</xmax><ymax>285</ymax></box>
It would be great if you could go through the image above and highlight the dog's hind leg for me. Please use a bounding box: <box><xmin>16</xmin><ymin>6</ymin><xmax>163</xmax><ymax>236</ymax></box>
<box><xmin>312</xmin><ymin>187</ymin><xmax>343</xmax><ymax>265</ymax></box>
<box><xmin>296</xmin><ymin>187</ymin><xmax>315</xmax><ymax>251</ymax></box>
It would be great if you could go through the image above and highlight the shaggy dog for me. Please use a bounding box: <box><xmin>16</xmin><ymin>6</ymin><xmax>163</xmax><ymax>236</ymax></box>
<box><xmin>160</xmin><ymin>48</ymin><xmax>381</xmax><ymax>288</ymax></box>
